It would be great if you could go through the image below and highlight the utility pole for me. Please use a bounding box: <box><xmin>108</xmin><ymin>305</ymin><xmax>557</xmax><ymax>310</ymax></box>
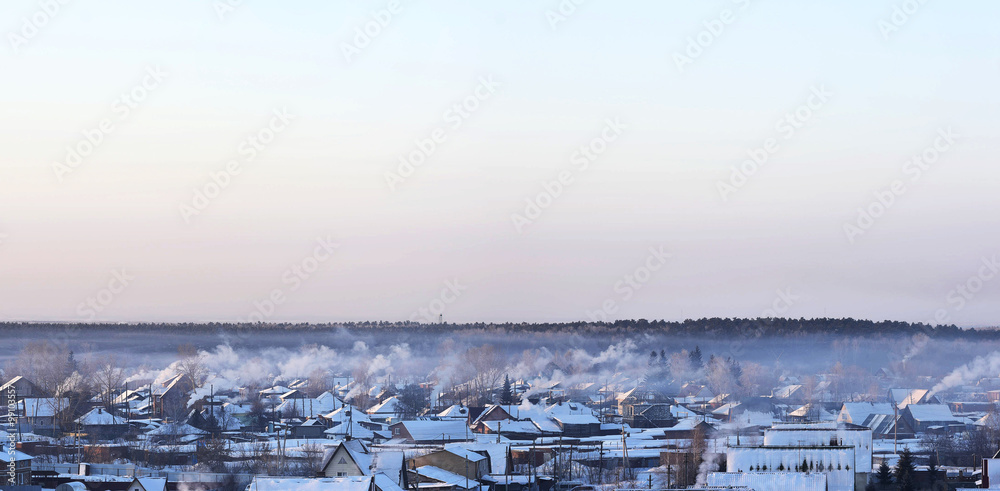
<box><xmin>893</xmin><ymin>402</ymin><xmax>898</xmax><ymax>455</ymax></box>
<box><xmin>621</xmin><ymin>424</ymin><xmax>630</xmax><ymax>481</ymax></box>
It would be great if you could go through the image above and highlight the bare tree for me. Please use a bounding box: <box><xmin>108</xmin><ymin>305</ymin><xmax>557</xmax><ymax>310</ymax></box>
<box><xmin>177</xmin><ymin>344</ymin><xmax>209</xmax><ymax>387</ymax></box>
<box><xmin>306</xmin><ymin>368</ymin><xmax>330</xmax><ymax>398</ymax></box>
<box><xmin>91</xmin><ymin>355</ymin><xmax>128</xmax><ymax>410</ymax></box>
<box><xmin>301</xmin><ymin>442</ymin><xmax>326</xmax><ymax>476</ymax></box>
<box><xmin>462</xmin><ymin>345</ymin><xmax>507</xmax><ymax>404</ymax></box>
<box><xmin>7</xmin><ymin>341</ymin><xmax>70</xmax><ymax>395</ymax></box>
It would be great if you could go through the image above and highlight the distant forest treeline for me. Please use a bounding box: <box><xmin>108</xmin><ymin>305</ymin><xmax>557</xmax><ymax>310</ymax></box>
<box><xmin>0</xmin><ymin>318</ymin><xmax>995</xmax><ymax>338</ymax></box>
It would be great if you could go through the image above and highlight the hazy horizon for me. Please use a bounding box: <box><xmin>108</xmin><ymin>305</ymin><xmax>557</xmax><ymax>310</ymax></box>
<box><xmin>2</xmin><ymin>1</ymin><xmax>999</xmax><ymax>326</ymax></box>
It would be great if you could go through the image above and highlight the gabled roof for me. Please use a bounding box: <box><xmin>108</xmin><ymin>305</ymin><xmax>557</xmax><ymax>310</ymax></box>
<box><xmin>444</xmin><ymin>447</ymin><xmax>487</xmax><ymax>463</ymax></box>
<box><xmin>19</xmin><ymin>398</ymin><xmax>69</xmax><ymax>417</ymax></box>
<box><xmin>839</xmin><ymin>402</ymin><xmax>894</xmax><ymax>425</ymax></box>
<box><xmin>320</xmin><ymin>440</ymin><xmax>371</xmax><ymax>475</ymax></box>
<box><xmin>368</xmin><ymin>397</ymin><xmax>401</xmax><ymax>415</ymax></box>
<box><xmin>412</xmin><ymin>465</ymin><xmax>477</xmax><ymax>489</ymax></box>
<box><xmin>146</xmin><ymin>422</ymin><xmax>209</xmax><ymax>436</ymax></box>
<box><xmin>324</xmin><ymin>405</ymin><xmax>371</xmax><ymax>424</ymax></box>
<box><xmin>889</xmin><ymin>389</ymin><xmax>931</xmax><ymax>408</ymax></box>
<box><xmin>905</xmin><ymin>404</ymin><xmax>961</xmax><ymax>423</ymax></box>
<box><xmin>132</xmin><ymin>477</ymin><xmax>167</xmax><ymax>491</ymax></box>
<box><xmin>437</xmin><ymin>405</ymin><xmax>470</xmax><ymax>418</ymax></box>
<box><xmin>470</xmin><ymin>405</ymin><xmax>510</xmax><ymax>426</ymax></box>
<box><xmin>393</xmin><ymin>420</ymin><xmax>469</xmax><ymax>442</ymax></box>
<box><xmin>772</xmin><ymin>385</ymin><xmax>804</xmax><ymax>399</ymax></box>
<box><xmin>479</xmin><ymin>420</ymin><xmax>540</xmax><ymax>435</ymax></box>
<box><xmin>76</xmin><ymin>408</ymin><xmax>126</xmax><ymax>426</ymax></box>
<box><xmin>0</xmin><ymin>376</ymin><xmax>31</xmax><ymax>391</ymax></box>
<box><xmin>324</xmin><ymin>421</ymin><xmax>376</xmax><ymax>441</ymax></box>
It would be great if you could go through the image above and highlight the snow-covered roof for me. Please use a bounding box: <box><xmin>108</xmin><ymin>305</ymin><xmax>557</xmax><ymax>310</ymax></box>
<box><xmin>890</xmin><ymin>389</ymin><xmax>930</xmax><ymax>408</ymax></box>
<box><xmin>315</xmin><ymin>391</ymin><xmax>344</xmax><ymax>414</ymax></box>
<box><xmin>444</xmin><ymin>447</ymin><xmax>487</xmax><ymax>463</ymax></box>
<box><xmin>324</xmin><ymin>405</ymin><xmax>371</xmax><ymax>424</ymax></box>
<box><xmin>368</xmin><ymin>397</ymin><xmax>401</xmax><ymax>415</ymax></box>
<box><xmin>324</xmin><ymin>421</ymin><xmax>376</xmax><ymax>441</ymax></box>
<box><xmin>446</xmin><ymin>443</ymin><xmax>508</xmax><ymax>475</ymax></box>
<box><xmin>906</xmin><ymin>404</ymin><xmax>961</xmax><ymax>423</ymax></box>
<box><xmin>413</xmin><ymin>465</ymin><xmax>477</xmax><ymax>489</ymax></box>
<box><xmin>0</xmin><ymin>444</ymin><xmax>32</xmax><ymax>462</ymax></box>
<box><xmin>249</xmin><ymin>475</ymin><xmax>402</xmax><ymax>491</ymax></box>
<box><xmin>20</xmin><ymin>398</ymin><xmax>69</xmax><ymax>417</ymax></box>
<box><xmin>438</xmin><ymin>405</ymin><xmax>470</xmax><ymax>418</ymax></box>
<box><xmin>146</xmin><ymin>422</ymin><xmax>209</xmax><ymax>436</ymax></box>
<box><xmin>395</xmin><ymin>420</ymin><xmax>470</xmax><ymax>442</ymax></box>
<box><xmin>134</xmin><ymin>477</ymin><xmax>167</xmax><ymax>491</ymax></box>
<box><xmin>480</xmin><ymin>420</ymin><xmax>540</xmax><ymax>435</ymax></box>
<box><xmin>839</xmin><ymin>402</ymin><xmax>893</xmax><ymax>425</ymax></box>
<box><xmin>76</xmin><ymin>408</ymin><xmax>126</xmax><ymax>426</ymax></box>
<box><xmin>321</xmin><ymin>440</ymin><xmax>372</xmax><ymax>475</ymax></box>
<box><xmin>259</xmin><ymin>386</ymin><xmax>292</xmax><ymax>396</ymax></box>
<box><xmin>551</xmin><ymin>414</ymin><xmax>600</xmax><ymax>426</ymax></box>
<box><xmin>773</xmin><ymin>385</ymin><xmax>803</xmax><ymax>399</ymax></box>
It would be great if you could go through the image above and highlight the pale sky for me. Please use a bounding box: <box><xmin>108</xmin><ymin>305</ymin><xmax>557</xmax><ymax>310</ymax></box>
<box><xmin>1</xmin><ymin>0</ymin><xmax>999</xmax><ymax>326</ymax></box>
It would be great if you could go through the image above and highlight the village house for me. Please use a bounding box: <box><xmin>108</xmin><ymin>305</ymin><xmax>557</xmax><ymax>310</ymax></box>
<box><xmin>0</xmin><ymin>376</ymin><xmax>44</xmax><ymax>398</ymax></box>
<box><xmin>367</xmin><ymin>396</ymin><xmax>402</xmax><ymax>423</ymax></box>
<box><xmin>901</xmin><ymin>403</ymin><xmax>966</xmax><ymax>433</ymax></box>
<box><xmin>618</xmin><ymin>387</ymin><xmax>677</xmax><ymax>429</ymax></box>
<box><xmin>389</xmin><ymin>420</ymin><xmax>470</xmax><ymax>444</ymax></box>
<box><xmin>319</xmin><ymin>440</ymin><xmax>371</xmax><ymax>477</ymax></box>
<box><xmin>126</xmin><ymin>477</ymin><xmax>167</xmax><ymax>491</ymax></box>
<box><xmin>76</xmin><ymin>407</ymin><xmax>128</xmax><ymax>440</ymax></box>
<box><xmin>0</xmin><ymin>443</ymin><xmax>33</xmax><ymax>486</ymax></box>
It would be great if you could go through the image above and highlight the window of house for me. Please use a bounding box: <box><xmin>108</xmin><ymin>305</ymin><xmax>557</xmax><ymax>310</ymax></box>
<box><xmin>337</xmin><ymin>472</ymin><xmax>346</xmax><ymax>477</ymax></box>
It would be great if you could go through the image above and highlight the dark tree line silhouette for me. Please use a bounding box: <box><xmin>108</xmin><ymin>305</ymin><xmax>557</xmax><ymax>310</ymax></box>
<box><xmin>0</xmin><ymin>317</ymin><xmax>988</xmax><ymax>338</ymax></box>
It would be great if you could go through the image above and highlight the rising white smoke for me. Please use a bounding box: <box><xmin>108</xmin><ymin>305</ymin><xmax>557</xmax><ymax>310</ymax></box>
<box><xmin>930</xmin><ymin>351</ymin><xmax>1000</xmax><ymax>397</ymax></box>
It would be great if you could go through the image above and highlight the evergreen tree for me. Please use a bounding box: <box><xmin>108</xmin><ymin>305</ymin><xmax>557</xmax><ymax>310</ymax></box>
<box><xmin>65</xmin><ymin>350</ymin><xmax>77</xmax><ymax>379</ymax></box>
<box><xmin>501</xmin><ymin>375</ymin><xmax>514</xmax><ymax>405</ymax></box>
<box><xmin>876</xmin><ymin>460</ymin><xmax>892</xmax><ymax>486</ymax></box>
<box><xmin>894</xmin><ymin>448</ymin><xmax>916</xmax><ymax>491</ymax></box>
<box><xmin>690</xmin><ymin>346</ymin><xmax>703</xmax><ymax>368</ymax></box>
